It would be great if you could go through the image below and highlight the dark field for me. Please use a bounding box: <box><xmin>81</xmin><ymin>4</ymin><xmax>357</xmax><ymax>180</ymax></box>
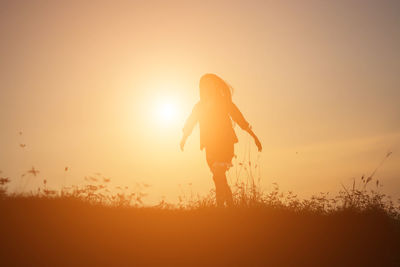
<box><xmin>1</xmin><ymin>195</ymin><xmax>399</xmax><ymax>267</ymax></box>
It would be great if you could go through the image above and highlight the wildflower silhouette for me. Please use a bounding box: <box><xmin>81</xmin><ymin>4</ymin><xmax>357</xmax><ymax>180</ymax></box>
<box><xmin>27</xmin><ymin>166</ymin><xmax>40</xmax><ymax>177</ymax></box>
<box><xmin>0</xmin><ymin>177</ymin><xmax>10</xmax><ymax>185</ymax></box>
<box><xmin>181</xmin><ymin>73</ymin><xmax>262</xmax><ymax>207</ymax></box>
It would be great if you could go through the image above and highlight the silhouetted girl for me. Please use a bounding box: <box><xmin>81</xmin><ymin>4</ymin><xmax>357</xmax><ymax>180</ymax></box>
<box><xmin>180</xmin><ymin>74</ymin><xmax>262</xmax><ymax>207</ymax></box>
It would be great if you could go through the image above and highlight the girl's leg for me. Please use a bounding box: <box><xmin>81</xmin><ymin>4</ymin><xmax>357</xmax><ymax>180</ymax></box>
<box><xmin>223</xmin><ymin>177</ymin><xmax>234</xmax><ymax>207</ymax></box>
<box><xmin>212</xmin><ymin>165</ymin><xmax>233</xmax><ymax>207</ymax></box>
<box><xmin>206</xmin><ymin>144</ymin><xmax>234</xmax><ymax>207</ymax></box>
<box><xmin>212</xmin><ymin>166</ymin><xmax>225</xmax><ymax>207</ymax></box>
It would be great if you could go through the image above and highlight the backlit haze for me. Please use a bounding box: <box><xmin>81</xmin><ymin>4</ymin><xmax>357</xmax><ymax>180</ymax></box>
<box><xmin>1</xmin><ymin>0</ymin><xmax>399</xmax><ymax>203</ymax></box>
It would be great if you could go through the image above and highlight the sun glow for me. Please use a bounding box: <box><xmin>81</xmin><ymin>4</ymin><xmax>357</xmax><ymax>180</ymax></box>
<box><xmin>159</xmin><ymin>102</ymin><xmax>176</xmax><ymax>121</ymax></box>
<box><xmin>154</xmin><ymin>98</ymin><xmax>179</xmax><ymax>125</ymax></box>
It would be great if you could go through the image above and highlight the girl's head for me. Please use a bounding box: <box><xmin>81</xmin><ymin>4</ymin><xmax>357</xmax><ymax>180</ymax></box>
<box><xmin>199</xmin><ymin>74</ymin><xmax>233</xmax><ymax>103</ymax></box>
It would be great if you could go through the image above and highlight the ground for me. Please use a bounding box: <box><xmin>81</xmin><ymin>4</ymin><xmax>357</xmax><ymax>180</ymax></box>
<box><xmin>1</xmin><ymin>196</ymin><xmax>399</xmax><ymax>266</ymax></box>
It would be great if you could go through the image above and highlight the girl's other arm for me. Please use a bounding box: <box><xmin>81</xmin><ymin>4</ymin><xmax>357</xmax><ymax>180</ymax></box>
<box><xmin>246</xmin><ymin>126</ymin><xmax>262</xmax><ymax>152</ymax></box>
<box><xmin>230</xmin><ymin>102</ymin><xmax>262</xmax><ymax>152</ymax></box>
<box><xmin>229</xmin><ymin>102</ymin><xmax>250</xmax><ymax>130</ymax></box>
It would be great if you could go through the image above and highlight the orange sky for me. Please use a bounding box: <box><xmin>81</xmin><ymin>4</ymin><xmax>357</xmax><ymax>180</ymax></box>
<box><xmin>0</xmin><ymin>0</ymin><xmax>399</xmax><ymax>203</ymax></box>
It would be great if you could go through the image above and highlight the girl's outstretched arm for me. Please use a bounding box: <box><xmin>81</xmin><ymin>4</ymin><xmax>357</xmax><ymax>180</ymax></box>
<box><xmin>180</xmin><ymin>102</ymin><xmax>200</xmax><ymax>151</ymax></box>
<box><xmin>229</xmin><ymin>102</ymin><xmax>262</xmax><ymax>152</ymax></box>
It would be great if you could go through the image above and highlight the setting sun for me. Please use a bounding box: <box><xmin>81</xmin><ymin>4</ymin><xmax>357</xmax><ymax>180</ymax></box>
<box><xmin>154</xmin><ymin>98</ymin><xmax>179</xmax><ymax>124</ymax></box>
<box><xmin>159</xmin><ymin>102</ymin><xmax>176</xmax><ymax>121</ymax></box>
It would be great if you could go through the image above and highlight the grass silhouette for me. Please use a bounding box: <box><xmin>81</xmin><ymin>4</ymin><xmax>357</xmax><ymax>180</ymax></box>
<box><xmin>0</xmin><ymin>156</ymin><xmax>399</xmax><ymax>266</ymax></box>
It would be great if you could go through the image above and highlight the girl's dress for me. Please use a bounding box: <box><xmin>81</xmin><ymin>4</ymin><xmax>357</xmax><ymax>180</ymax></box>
<box><xmin>183</xmin><ymin>100</ymin><xmax>249</xmax><ymax>170</ymax></box>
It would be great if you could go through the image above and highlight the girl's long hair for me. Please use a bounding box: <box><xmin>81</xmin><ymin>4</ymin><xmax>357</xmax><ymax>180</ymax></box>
<box><xmin>199</xmin><ymin>74</ymin><xmax>233</xmax><ymax>104</ymax></box>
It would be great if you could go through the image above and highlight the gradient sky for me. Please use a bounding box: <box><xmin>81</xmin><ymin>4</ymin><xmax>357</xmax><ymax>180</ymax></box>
<box><xmin>1</xmin><ymin>0</ymin><xmax>399</xmax><ymax>203</ymax></box>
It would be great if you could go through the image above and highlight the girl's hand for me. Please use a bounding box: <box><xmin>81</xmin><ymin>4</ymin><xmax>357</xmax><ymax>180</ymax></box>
<box><xmin>180</xmin><ymin>138</ymin><xmax>186</xmax><ymax>151</ymax></box>
<box><xmin>253</xmin><ymin>135</ymin><xmax>262</xmax><ymax>152</ymax></box>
